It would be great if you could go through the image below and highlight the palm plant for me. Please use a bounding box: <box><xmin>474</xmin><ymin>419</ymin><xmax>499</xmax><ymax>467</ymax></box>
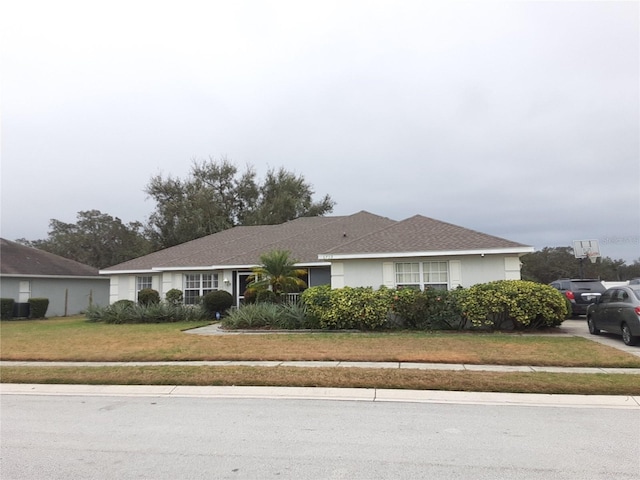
<box><xmin>247</xmin><ymin>249</ymin><xmax>307</xmax><ymax>299</ymax></box>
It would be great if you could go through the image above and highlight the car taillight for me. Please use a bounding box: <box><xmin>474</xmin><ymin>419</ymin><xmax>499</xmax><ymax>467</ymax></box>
<box><xmin>635</xmin><ymin>306</ymin><xmax>640</xmax><ymax>316</ymax></box>
<box><xmin>565</xmin><ymin>291</ymin><xmax>575</xmax><ymax>300</ymax></box>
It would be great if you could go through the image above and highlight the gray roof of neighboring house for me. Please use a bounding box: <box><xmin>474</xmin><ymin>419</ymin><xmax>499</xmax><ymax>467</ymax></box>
<box><xmin>0</xmin><ymin>238</ymin><xmax>101</xmax><ymax>277</ymax></box>
<box><xmin>102</xmin><ymin>211</ymin><xmax>531</xmax><ymax>273</ymax></box>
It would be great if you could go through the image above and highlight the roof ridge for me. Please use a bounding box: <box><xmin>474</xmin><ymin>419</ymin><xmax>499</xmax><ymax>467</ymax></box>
<box><xmin>215</xmin><ymin>212</ymin><xmax>385</xmax><ymax>264</ymax></box>
<box><xmin>322</xmin><ymin>213</ymin><xmax>401</xmax><ymax>254</ymax></box>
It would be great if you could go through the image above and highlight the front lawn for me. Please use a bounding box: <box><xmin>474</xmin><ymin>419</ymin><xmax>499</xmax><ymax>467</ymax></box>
<box><xmin>3</xmin><ymin>317</ymin><xmax>640</xmax><ymax>395</ymax></box>
<box><xmin>2</xmin><ymin>365</ymin><xmax>638</xmax><ymax>396</ymax></box>
<box><xmin>2</xmin><ymin>316</ymin><xmax>640</xmax><ymax>368</ymax></box>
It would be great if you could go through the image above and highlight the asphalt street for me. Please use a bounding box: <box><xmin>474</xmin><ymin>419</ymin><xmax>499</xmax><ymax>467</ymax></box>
<box><xmin>2</xmin><ymin>393</ymin><xmax>639</xmax><ymax>480</ymax></box>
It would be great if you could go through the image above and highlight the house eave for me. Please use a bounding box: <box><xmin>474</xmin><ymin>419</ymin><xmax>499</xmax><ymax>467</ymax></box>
<box><xmin>101</xmin><ymin>261</ymin><xmax>333</xmax><ymax>275</ymax></box>
<box><xmin>318</xmin><ymin>247</ymin><xmax>534</xmax><ymax>261</ymax></box>
<box><xmin>1</xmin><ymin>273</ymin><xmax>105</xmax><ymax>280</ymax></box>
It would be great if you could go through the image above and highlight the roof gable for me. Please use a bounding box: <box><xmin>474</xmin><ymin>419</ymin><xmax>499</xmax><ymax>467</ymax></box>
<box><xmin>0</xmin><ymin>238</ymin><xmax>100</xmax><ymax>277</ymax></box>
<box><xmin>322</xmin><ymin>215</ymin><xmax>530</xmax><ymax>256</ymax></box>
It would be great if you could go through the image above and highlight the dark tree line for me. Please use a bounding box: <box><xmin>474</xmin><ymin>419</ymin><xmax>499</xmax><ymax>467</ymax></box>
<box><xmin>17</xmin><ymin>210</ymin><xmax>152</xmax><ymax>270</ymax></box>
<box><xmin>17</xmin><ymin>158</ymin><xmax>334</xmax><ymax>269</ymax></box>
<box><xmin>521</xmin><ymin>246</ymin><xmax>640</xmax><ymax>284</ymax></box>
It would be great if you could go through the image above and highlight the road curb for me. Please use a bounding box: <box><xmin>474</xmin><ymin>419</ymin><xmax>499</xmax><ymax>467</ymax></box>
<box><xmin>2</xmin><ymin>384</ymin><xmax>639</xmax><ymax>409</ymax></box>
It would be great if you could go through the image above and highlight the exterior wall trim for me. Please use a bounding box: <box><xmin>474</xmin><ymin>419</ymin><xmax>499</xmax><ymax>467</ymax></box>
<box><xmin>319</xmin><ymin>247</ymin><xmax>534</xmax><ymax>260</ymax></box>
<box><xmin>101</xmin><ymin>262</ymin><xmax>333</xmax><ymax>276</ymax></box>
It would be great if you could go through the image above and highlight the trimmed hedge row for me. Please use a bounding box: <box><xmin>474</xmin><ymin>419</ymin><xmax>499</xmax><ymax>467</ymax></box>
<box><xmin>1</xmin><ymin>298</ymin><xmax>15</xmax><ymax>319</ymax></box>
<box><xmin>28</xmin><ymin>298</ymin><xmax>49</xmax><ymax>319</ymax></box>
<box><xmin>85</xmin><ymin>301</ymin><xmax>209</xmax><ymax>324</ymax></box>
<box><xmin>224</xmin><ymin>280</ymin><xmax>568</xmax><ymax>331</ymax></box>
<box><xmin>457</xmin><ymin>280</ymin><xmax>567</xmax><ymax>330</ymax></box>
<box><xmin>1</xmin><ymin>298</ymin><xmax>49</xmax><ymax>320</ymax></box>
<box><xmin>85</xmin><ymin>289</ymin><xmax>235</xmax><ymax>324</ymax></box>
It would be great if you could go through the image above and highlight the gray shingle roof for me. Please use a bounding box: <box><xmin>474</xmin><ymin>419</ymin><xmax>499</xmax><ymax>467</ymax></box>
<box><xmin>324</xmin><ymin>215</ymin><xmax>530</xmax><ymax>255</ymax></box>
<box><xmin>0</xmin><ymin>238</ymin><xmax>100</xmax><ymax>277</ymax></box>
<box><xmin>102</xmin><ymin>212</ymin><xmax>531</xmax><ymax>272</ymax></box>
<box><xmin>103</xmin><ymin>211</ymin><xmax>397</xmax><ymax>271</ymax></box>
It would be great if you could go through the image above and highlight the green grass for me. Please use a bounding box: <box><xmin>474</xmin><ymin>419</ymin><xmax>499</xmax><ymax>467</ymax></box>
<box><xmin>2</xmin><ymin>316</ymin><xmax>640</xmax><ymax>367</ymax></box>
<box><xmin>2</xmin><ymin>366</ymin><xmax>638</xmax><ymax>396</ymax></box>
<box><xmin>2</xmin><ymin>316</ymin><xmax>639</xmax><ymax>394</ymax></box>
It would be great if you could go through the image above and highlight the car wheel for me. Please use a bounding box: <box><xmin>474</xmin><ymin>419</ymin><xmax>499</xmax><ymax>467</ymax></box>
<box><xmin>621</xmin><ymin>323</ymin><xmax>638</xmax><ymax>346</ymax></box>
<box><xmin>587</xmin><ymin>316</ymin><xmax>600</xmax><ymax>335</ymax></box>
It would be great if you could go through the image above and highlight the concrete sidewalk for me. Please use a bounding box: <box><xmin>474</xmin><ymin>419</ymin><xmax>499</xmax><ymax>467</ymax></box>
<box><xmin>2</xmin><ymin>383</ymin><xmax>639</xmax><ymax>409</ymax></box>
<box><xmin>3</xmin><ymin>319</ymin><xmax>639</xmax><ymax>408</ymax></box>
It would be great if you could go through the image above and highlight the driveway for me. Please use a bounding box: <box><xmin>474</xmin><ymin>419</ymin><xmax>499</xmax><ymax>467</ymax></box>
<box><xmin>560</xmin><ymin>319</ymin><xmax>640</xmax><ymax>357</ymax></box>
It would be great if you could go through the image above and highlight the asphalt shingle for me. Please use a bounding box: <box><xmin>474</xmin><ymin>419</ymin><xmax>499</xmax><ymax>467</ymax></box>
<box><xmin>0</xmin><ymin>238</ymin><xmax>100</xmax><ymax>277</ymax></box>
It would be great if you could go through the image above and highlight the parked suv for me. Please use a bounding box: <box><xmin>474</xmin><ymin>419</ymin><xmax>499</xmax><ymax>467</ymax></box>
<box><xmin>549</xmin><ymin>279</ymin><xmax>606</xmax><ymax>317</ymax></box>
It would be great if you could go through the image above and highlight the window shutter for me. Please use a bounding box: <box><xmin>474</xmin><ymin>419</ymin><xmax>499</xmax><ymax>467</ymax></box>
<box><xmin>449</xmin><ymin>260</ymin><xmax>462</xmax><ymax>288</ymax></box>
<box><xmin>382</xmin><ymin>262</ymin><xmax>394</xmax><ymax>288</ymax></box>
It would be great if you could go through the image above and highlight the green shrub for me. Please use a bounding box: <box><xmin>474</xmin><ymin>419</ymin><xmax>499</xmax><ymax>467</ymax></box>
<box><xmin>457</xmin><ymin>280</ymin><xmax>567</xmax><ymax>330</ymax></box>
<box><xmin>301</xmin><ymin>285</ymin><xmax>333</xmax><ymax>327</ymax></box>
<box><xmin>165</xmin><ymin>289</ymin><xmax>184</xmax><ymax>306</ymax></box>
<box><xmin>243</xmin><ymin>288</ymin><xmax>257</xmax><ymax>304</ymax></box>
<box><xmin>302</xmin><ymin>286</ymin><xmax>392</xmax><ymax>330</ymax></box>
<box><xmin>276</xmin><ymin>302</ymin><xmax>319</xmax><ymax>329</ymax></box>
<box><xmin>202</xmin><ymin>290</ymin><xmax>234</xmax><ymax>318</ymax></box>
<box><xmin>390</xmin><ymin>288</ymin><xmax>465</xmax><ymax>330</ymax></box>
<box><xmin>28</xmin><ymin>298</ymin><xmax>49</xmax><ymax>319</ymax></box>
<box><xmin>220</xmin><ymin>302</ymin><xmax>318</xmax><ymax>330</ymax></box>
<box><xmin>221</xmin><ymin>303</ymin><xmax>280</xmax><ymax>329</ymax></box>
<box><xmin>138</xmin><ymin>288</ymin><xmax>160</xmax><ymax>306</ymax></box>
<box><xmin>1</xmin><ymin>298</ymin><xmax>15</xmax><ymax>320</ymax></box>
<box><xmin>86</xmin><ymin>301</ymin><xmax>208</xmax><ymax>324</ymax></box>
<box><xmin>113</xmin><ymin>299</ymin><xmax>135</xmax><ymax>309</ymax></box>
<box><xmin>256</xmin><ymin>289</ymin><xmax>277</xmax><ymax>303</ymax></box>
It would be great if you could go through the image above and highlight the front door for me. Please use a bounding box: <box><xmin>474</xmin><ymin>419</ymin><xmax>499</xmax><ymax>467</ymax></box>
<box><xmin>235</xmin><ymin>272</ymin><xmax>253</xmax><ymax>307</ymax></box>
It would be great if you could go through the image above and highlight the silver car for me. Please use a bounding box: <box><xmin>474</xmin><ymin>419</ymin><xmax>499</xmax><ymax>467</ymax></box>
<box><xmin>586</xmin><ymin>285</ymin><xmax>640</xmax><ymax>346</ymax></box>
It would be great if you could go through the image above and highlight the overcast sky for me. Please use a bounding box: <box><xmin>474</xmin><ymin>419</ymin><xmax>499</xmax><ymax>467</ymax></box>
<box><xmin>2</xmin><ymin>0</ymin><xmax>639</xmax><ymax>263</ymax></box>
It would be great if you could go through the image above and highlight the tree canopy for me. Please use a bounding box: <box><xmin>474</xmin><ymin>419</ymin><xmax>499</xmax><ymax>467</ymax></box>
<box><xmin>18</xmin><ymin>158</ymin><xmax>335</xmax><ymax>268</ymax></box>
<box><xmin>521</xmin><ymin>246</ymin><xmax>639</xmax><ymax>284</ymax></box>
<box><xmin>145</xmin><ymin>158</ymin><xmax>334</xmax><ymax>249</ymax></box>
<box><xmin>17</xmin><ymin>210</ymin><xmax>152</xmax><ymax>269</ymax></box>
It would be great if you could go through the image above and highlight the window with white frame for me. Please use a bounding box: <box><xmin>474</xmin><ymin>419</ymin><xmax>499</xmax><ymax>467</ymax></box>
<box><xmin>395</xmin><ymin>261</ymin><xmax>449</xmax><ymax>290</ymax></box>
<box><xmin>136</xmin><ymin>276</ymin><xmax>153</xmax><ymax>300</ymax></box>
<box><xmin>184</xmin><ymin>273</ymin><xmax>218</xmax><ymax>304</ymax></box>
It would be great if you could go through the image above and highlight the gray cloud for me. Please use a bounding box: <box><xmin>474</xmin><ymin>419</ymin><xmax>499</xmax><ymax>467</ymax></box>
<box><xmin>1</xmin><ymin>0</ymin><xmax>638</xmax><ymax>262</ymax></box>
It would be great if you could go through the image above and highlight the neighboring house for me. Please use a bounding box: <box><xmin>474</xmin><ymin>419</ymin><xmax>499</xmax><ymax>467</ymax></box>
<box><xmin>101</xmin><ymin>211</ymin><xmax>533</xmax><ymax>306</ymax></box>
<box><xmin>0</xmin><ymin>238</ymin><xmax>110</xmax><ymax>317</ymax></box>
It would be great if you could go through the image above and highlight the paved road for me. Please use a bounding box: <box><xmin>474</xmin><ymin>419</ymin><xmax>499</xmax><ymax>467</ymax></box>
<box><xmin>2</xmin><ymin>393</ymin><xmax>639</xmax><ymax>480</ymax></box>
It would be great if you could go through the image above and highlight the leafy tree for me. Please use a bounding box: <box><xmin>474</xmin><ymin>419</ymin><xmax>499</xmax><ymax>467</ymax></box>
<box><xmin>619</xmin><ymin>258</ymin><xmax>640</xmax><ymax>280</ymax></box>
<box><xmin>242</xmin><ymin>167</ymin><xmax>335</xmax><ymax>226</ymax></box>
<box><xmin>145</xmin><ymin>158</ymin><xmax>258</xmax><ymax>249</ymax></box>
<box><xmin>145</xmin><ymin>158</ymin><xmax>334</xmax><ymax>249</ymax></box>
<box><xmin>17</xmin><ymin>210</ymin><xmax>152</xmax><ymax>269</ymax></box>
<box><xmin>246</xmin><ymin>250</ymin><xmax>307</xmax><ymax>299</ymax></box>
<box><xmin>521</xmin><ymin>246</ymin><xmax>632</xmax><ymax>284</ymax></box>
